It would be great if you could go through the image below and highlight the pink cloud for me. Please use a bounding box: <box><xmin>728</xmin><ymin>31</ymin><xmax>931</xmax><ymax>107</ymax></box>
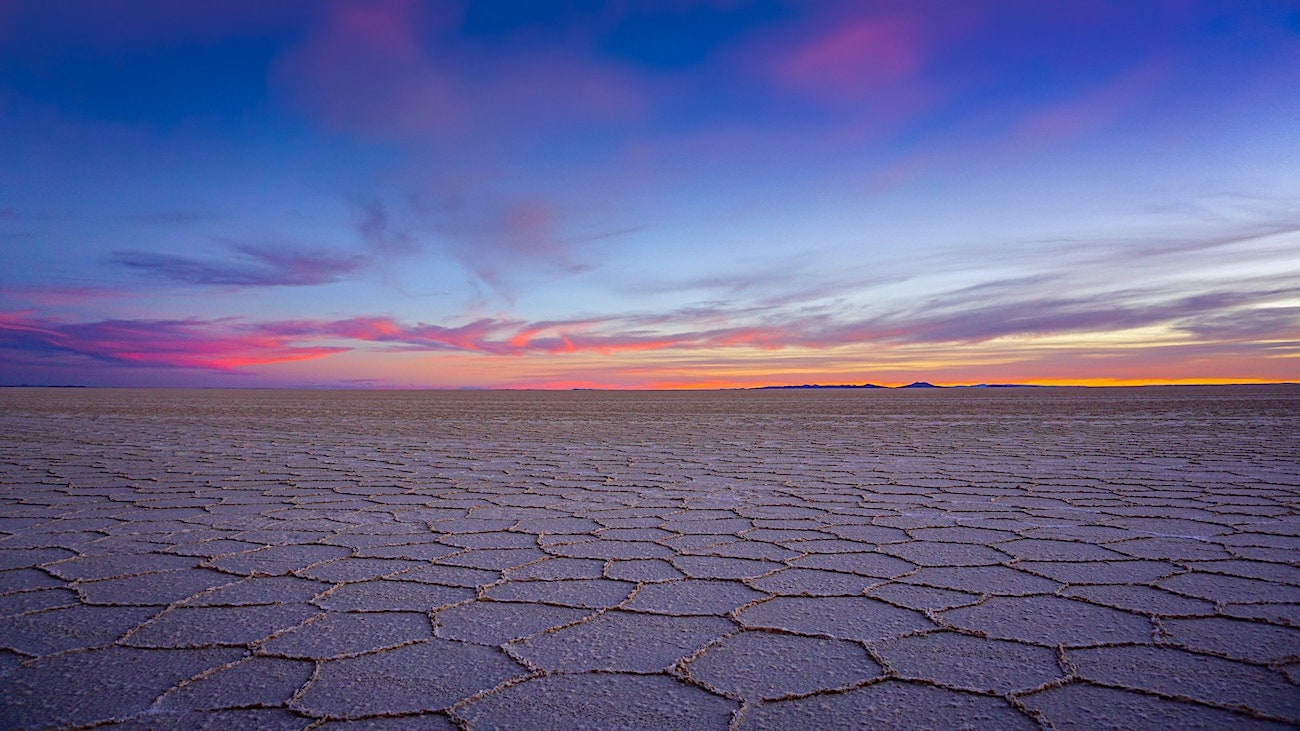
<box><xmin>2</xmin><ymin>272</ymin><xmax>1291</xmax><ymax>378</ymax></box>
<box><xmin>275</xmin><ymin>0</ymin><xmax>467</xmax><ymax>138</ymax></box>
<box><xmin>274</xmin><ymin>0</ymin><xmax>642</xmax><ymax>141</ymax></box>
<box><xmin>772</xmin><ymin>15</ymin><xmax>922</xmax><ymax>103</ymax></box>
<box><xmin>1014</xmin><ymin>61</ymin><xmax>1169</xmax><ymax>146</ymax></box>
<box><xmin>0</xmin><ymin>313</ymin><xmax>347</xmax><ymax>371</ymax></box>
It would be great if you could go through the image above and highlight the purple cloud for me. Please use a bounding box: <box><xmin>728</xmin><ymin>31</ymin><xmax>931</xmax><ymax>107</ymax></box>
<box><xmin>112</xmin><ymin>243</ymin><xmax>369</xmax><ymax>287</ymax></box>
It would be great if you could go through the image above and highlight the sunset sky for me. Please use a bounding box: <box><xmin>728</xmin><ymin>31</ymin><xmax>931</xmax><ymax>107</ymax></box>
<box><xmin>2</xmin><ymin>1</ymin><xmax>1297</xmax><ymax>388</ymax></box>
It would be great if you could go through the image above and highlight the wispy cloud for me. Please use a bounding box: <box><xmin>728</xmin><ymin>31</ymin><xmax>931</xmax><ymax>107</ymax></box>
<box><xmin>273</xmin><ymin>0</ymin><xmax>643</xmax><ymax>142</ymax></box>
<box><xmin>0</xmin><ymin>312</ymin><xmax>346</xmax><ymax>371</ymax></box>
<box><xmin>112</xmin><ymin>243</ymin><xmax>369</xmax><ymax>287</ymax></box>
<box><xmin>354</xmin><ymin>198</ymin><xmax>420</xmax><ymax>256</ymax></box>
<box><xmin>4</xmin><ymin>268</ymin><xmax>1294</xmax><ymax>380</ymax></box>
<box><xmin>408</xmin><ymin>188</ymin><xmax>628</xmax><ymax>290</ymax></box>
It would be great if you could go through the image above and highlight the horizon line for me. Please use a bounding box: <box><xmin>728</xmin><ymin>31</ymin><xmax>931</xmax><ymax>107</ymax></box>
<box><xmin>3</xmin><ymin>380</ymin><xmax>1297</xmax><ymax>392</ymax></box>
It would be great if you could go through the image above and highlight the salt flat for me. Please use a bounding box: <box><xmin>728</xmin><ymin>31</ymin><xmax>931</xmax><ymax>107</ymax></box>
<box><xmin>1</xmin><ymin>386</ymin><xmax>1297</xmax><ymax>730</ymax></box>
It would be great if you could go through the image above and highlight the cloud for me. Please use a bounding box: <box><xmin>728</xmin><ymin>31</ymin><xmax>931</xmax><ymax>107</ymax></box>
<box><xmin>0</xmin><ymin>312</ymin><xmax>346</xmax><ymax>371</ymax></box>
<box><xmin>112</xmin><ymin>243</ymin><xmax>369</xmax><ymax>287</ymax></box>
<box><xmin>274</xmin><ymin>0</ymin><xmax>643</xmax><ymax>142</ymax></box>
<box><xmin>1013</xmin><ymin>60</ymin><xmax>1169</xmax><ymax>147</ymax></box>
<box><xmin>354</xmin><ymin>198</ymin><xmax>420</xmax><ymax>256</ymax></box>
<box><xmin>770</xmin><ymin>14</ymin><xmax>922</xmax><ymax>104</ymax></box>
<box><xmin>409</xmin><ymin>189</ymin><xmax>623</xmax><ymax>289</ymax></box>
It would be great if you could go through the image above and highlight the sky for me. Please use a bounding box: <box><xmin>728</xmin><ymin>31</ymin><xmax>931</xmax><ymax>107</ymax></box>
<box><xmin>1</xmin><ymin>0</ymin><xmax>1298</xmax><ymax>389</ymax></box>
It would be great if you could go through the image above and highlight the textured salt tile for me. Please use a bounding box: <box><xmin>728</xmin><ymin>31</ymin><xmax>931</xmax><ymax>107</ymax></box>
<box><xmin>182</xmin><ymin>575</ymin><xmax>330</xmax><ymax>606</ymax></box>
<box><xmin>671</xmin><ymin>555</ymin><xmax>782</xmax><ymax>579</ymax></box>
<box><xmin>909</xmin><ymin>526</ymin><xmax>1020</xmax><ymax>543</ymax></box>
<box><xmin>294</xmin><ymin>641</ymin><xmax>524</xmax><ymax>718</ymax></box>
<box><xmin>1109</xmin><ymin>517</ymin><xmax>1230</xmax><ymax>537</ymax></box>
<box><xmin>261</xmin><ymin>611</ymin><xmax>433</xmax><ymax>658</ymax></box>
<box><xmin>457</xmin><ymin>673</ymin><xmax>737</xmax><ymax>730</ymax></box>
<box><xmin>440</xmin><ymin>531</ymin><xmax>539</xmax><ymax>549</ymax></box>
<box><xmin>315</xmin><ymin>714</ymin><xmax>456</xmax><ymax>730</ymax></box>
<box><xmin>0</xmin><ymin>547</ymin><xmax>76</xmax><ymax>570</ymax></box>
<box><xmin>315</xmin><ymin>580</ymin><xmax>474</xmax><ymax>611</ymax></box>
<box><xmin>605</xmin><ymin>558</ymin><xmax>684</xmax><ymax>581</ymax></box>
<box><xmin>823</xmin><ymin>525</ymin><xmax>911</xmax><ymax>544</ymax></box>
<box><xmin>1184</xmin><ymin>559</ymin><xmax>1300</xmax><ymax>585</ymax></box>
<box><xmin>513</xmin><ymin>516</ymin><xmax>602</xmax><ymax>533</ymax></box>
<box><xmin>1068</xmin><ymin>645</ymin><xmax>1298</xmax><ymax>721</ymax></box>
<box><xmin>664</xmin><ymin>534</ymin><xmax>736</xmax><ymax>551</ymax></box>
<box><xmin>1220</xmin><ymin>602</ymin><xmax>1300</xmax><ymax>626</ymax></box>
<box><xmin>1020</xmin><ymin>682</ymin><xmax>1291</xmax><ymax>731</ymax></box>
<box><xmin>104</xmin><ymin>708</ymin><xmax>313</xmax><ymax>730</ymax></box>
<box><xmin>626</xmin><ymin>579</ymin><xmax>765</xmax><ymax>615</ymax></box>
<box><xmin>45</xmin><ymin>553</ymin><xmax>199</xmax><ymax>580</ymax></box>
<box><xmin>879</xmin><ymin>542</ymin><xmax>1009</xmax><ymax>567</ymax></box>
<box><xmin>1159</xmin><ymin>572</ymin><xmax>1300</xmax><ymax>604</ymax></box>
<box><xmin>1015</xmin><ymin>559</ymin><xmax>1178</xmax><ymax>585</ymax></box>
<box><xmin>751</xmin><ymin>567</ymin><xmax>882</xmax><ymax>597</ymax></box>
<box><xmin>209</xmin><ymin>545</ymin><xmax>352</xmax><ymax>576</ymax></box>
<box><xmin>547</xmin><ymin>540</ymin><xmax>674</xmax><ymax>560</ymax></box>
<box><xmin>598</xmin><ymin>527</ymin><xmax>673</xmax><ymax>541</ymax></box>
<box><xmin>941</xmin><ymin>595</ymin><xmax>1153</xmax><ymax>646</ymax></box>
<box><xmin>996</xmin><ymin>539</ymin><xmax>1127</xmax><ymax>561</ymax></box>
<box><xmin>298</xmin><ymin>557</ymin><xmax>425</xmax><ymax>582</ymax></box>
<box><xmin>511</xmin><ymin>610</ymin><xmax>733</xmax><ymax>672</ymax></box>
<box><xmin>437</xmin><ymin>548</ymin><xmax>547</xmax><ymax>570</ymax></box>
<box><xmin>125</xmin><ymin>604</ymin><xmax>319</xmax><ymax>647</ymax></box>
<box><xmin>355</xmin><ymin>543</ymin><xmax>461</xmax><ymax>560</ymax></box>
<box><xmin>536</xmin><ymin>533</ymin><xmax>598</xmax><ymax>547</ymax></box>
<box><xmin>739</xmin><ymin>680</ymin><xmax>1036</xmax><ymax>730</ymax></box>
<box><xmin>874</xmin><ymin>631</ymin><xmax>1062</xmax><ymax>693</ymax></box>
<box><xmin>1108</xmin><ymin>537</ymin><xmax>1230</xmax><ymax>560</ymax></box>
<box><xmin>77</xmin><ymin>568</ymin><xmax>234</xmax><ymax>606</ymax></box>
<box><xmin>778</xmin><ymin>538</ymin><xmax>874</xmax><ymax>554</ymax></box>
<box><xmin>662</xmin><ymin>517</ymin><xmax>752</xmax><ymax>534</ymax></box>
<box><xmin>504</xmin><ymin>557</ymin><xmax>605</xmax><ymax>580</ymax></box>
<box><xmin>693</xmin><ymin>540</ymin><xmax>800</xmax><ymax>561</ymax></box>
<box><xmin>429</xmin><ymin>519</ymin><xmax>519</xmax><ymax>534</ymax></box>
<box><xmin>866</xmin><ymin>583</ymin><xmax>980</xmax><ymax>611</ymax></box>
<box><xmin>1227</xmin><ymin>545</ymin><xmax>1299</xmax><ymax>563</ymax></box>
<box><xmin>687</xmin><ymin>630</ymin><xmax>882</xmax><ymax>700</ymax></box>
<box><xmin>165</xmin><ymin>538</ymin><xmax>268</xmax><ymax>558</ymax></box>
<box><xmin>0</xmin><ymin>567</ymin><xmax>65</xmax><ymax>594</ymax></box>
<box><xmin>903</xmin><ymin>565</ymin><xmax>1060</xmax><ymax>596</ymax></box>
<box><xmin>393</xmin><ymin>564</ymin><xmax>500</xmax><ymax>587</ymax></box>
<box><xmin>1060</xmin><ymin>584</ymin><xmax>1216</xmax><ymax>616</ymax></box>
<box><xmin>737</xmin><ymin>596</ymin><xmax>931</xmax><ymax>642</ymax></box>
<box><xmin>234</xmin><ymin>530</ymin><xmax>336</xmax><ymax>545</ymax></box>
<box><xmin>742</xmin><ymin>528</ymin><xmax>832</xmax><ymax>543</ymax></box>
<box><xmin>787</xmin><ymin>551</ymin><xmax>915</xmax><ymax>578</ymax></box>
<box><xmin>1</xmin><ymin>605</ymin><xmax>155</xmax><ymax>654</ymax></box>
<box><xmin>471</xmin><ymin>507</ymin><xmax>561</xmax><ymax>521</ymax></box>
<box><xmin>1160</xmin><ymin>616</ymin><xmax>1300</xmax><ymax>663</ymax></box>
<box><xmin>0</xmin><ymin>646</ymin><xmax>242</xmax><ymax>729</ymax></box>
<box><xmin>1022</xmin><ymin>524</ymin><xmax>1140</xmax><ymax>542</ymax></box>
<box><xmin>157</xmin><ymin>656</ymin><xmax>314</xmax><ymax>710</ymax></box>
<box><xmin>0</xmin><ymin>586</ymin><xmax>79</xmax><ymax>616</ymax></box>
<box><xmin>434</xmin><ymin>600</ymin><xmax>590</xmax><ymax>645</ymax></box>
<box><xmin>484</xmin><ymin>578</ymin><xmax>635</xmax><ymax>608</ymax></box>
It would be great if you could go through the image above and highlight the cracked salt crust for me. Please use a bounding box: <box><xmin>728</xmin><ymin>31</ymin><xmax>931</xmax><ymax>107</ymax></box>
<box><xmin>0</xmin><ymin>385</ymin><xmax>1297</xmax><ymax>729</ymax></box>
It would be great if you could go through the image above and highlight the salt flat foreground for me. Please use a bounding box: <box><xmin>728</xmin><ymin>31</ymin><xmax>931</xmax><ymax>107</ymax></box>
<box><xmin>0</xmin><ymin>386</ymin><xmax>1297</xmax><ymax>730</ymax></box>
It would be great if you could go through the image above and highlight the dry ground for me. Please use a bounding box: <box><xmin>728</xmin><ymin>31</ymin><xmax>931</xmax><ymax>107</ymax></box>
<box><xmin>1</xmin><ymin>386</ymin><xmax>1297</xmax><ymax>729</ymax></box>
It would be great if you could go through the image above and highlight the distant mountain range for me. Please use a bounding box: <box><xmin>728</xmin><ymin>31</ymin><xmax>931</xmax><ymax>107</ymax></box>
<box><xmin>754</xmin><ymin>382</ymin><xmax>1042</xmax><ymax>390</ymax></box>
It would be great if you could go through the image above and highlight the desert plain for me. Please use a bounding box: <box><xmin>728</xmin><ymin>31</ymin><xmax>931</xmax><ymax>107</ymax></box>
<box><xmin>0</xmin><ymin>385</ymin><xmax>1297</xmax><ymax>729</ymax></box>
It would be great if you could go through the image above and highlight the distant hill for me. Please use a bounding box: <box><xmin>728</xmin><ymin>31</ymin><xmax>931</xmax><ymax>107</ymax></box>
<box><xmin>898</xmin><ymin>381</ymin><xmax>941</xmax><ymax>388</ymax></box>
